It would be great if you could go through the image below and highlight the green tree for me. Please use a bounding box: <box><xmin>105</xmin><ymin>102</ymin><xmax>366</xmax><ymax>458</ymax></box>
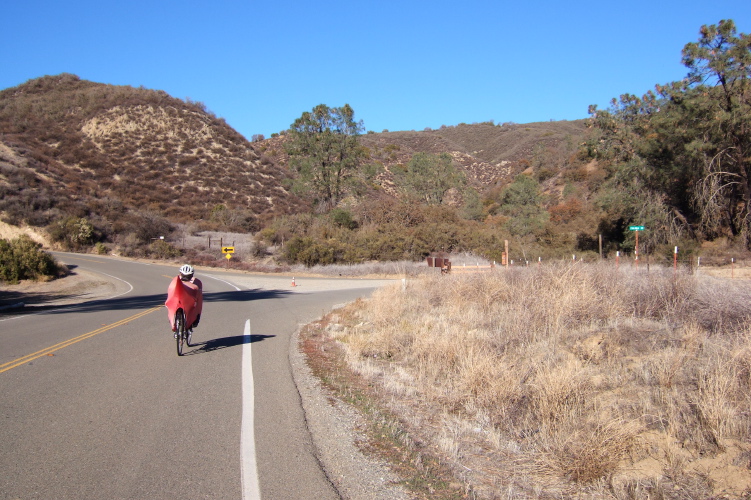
<box><xmin>589</xmin><ymin>19</ymin><xmax>751</xmax><ymax>245</ymax></box>
<box><xmin>680</xmin><ymin>19</ymin><xmax>751</xmax><ymax>242</ymax></box>
<box><xmin>287</xmin><ymin>104</ymin><xmax>366</xmax><ymax>211</ymax></box>
<box><xmin>396</xmin><ymin>152</ymin><xmax>466</xmax><ymax>205</ymax></box>
<box><xmin>461</xmin><ymin>187</ymin><xmax>484</xmax><ymax>221</ymax></box>
<box><xmin>496</xmin><ymin>175</ymin><xmax>548</xmax><ymax>237</ymax></box>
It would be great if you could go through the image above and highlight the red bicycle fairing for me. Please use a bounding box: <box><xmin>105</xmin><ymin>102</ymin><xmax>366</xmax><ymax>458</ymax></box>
<box><xmin>165</xmin><ymin>276</ymin><xmax>202</xmax><ymax>330</ymax></box>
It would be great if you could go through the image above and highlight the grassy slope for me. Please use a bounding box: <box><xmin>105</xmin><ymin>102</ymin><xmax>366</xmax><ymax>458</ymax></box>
<box><xmin>303</xmin><ymin>265</ymin><xmax>751</xmax><ymax>499</ymax></box>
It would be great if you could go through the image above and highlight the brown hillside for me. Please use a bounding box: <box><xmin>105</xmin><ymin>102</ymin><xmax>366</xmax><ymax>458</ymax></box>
<box><xmin>0</xmin><ymin>74</ymin><xmax>306</xmax><ymax>232</ymax></box>
<box><xmin>361</xmin><ymin>120</ymin><xmax>587</xmax><ymax>188</ymax></box>
<box><xmin>0</xmin><ymin>74</ymin><xmax>590</xmax><ymax>249</ymax></box>
<box><xmin>255</xmin><ymin>120</ymin><xmax>588</xmax><ymax>195</ymax></box>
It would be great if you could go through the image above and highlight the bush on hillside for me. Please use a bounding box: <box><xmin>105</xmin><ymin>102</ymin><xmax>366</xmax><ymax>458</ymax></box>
<box><xmin>48</xmin><ymin>216</ymin><xmax>95</xmax><ymax>250</ymax></box>
<box><xmin>148</xmin><ymin>239</ymin><xmax>182</xmax><ymax>259</ymax></box>
<box><xmin>0</xmin><ymin>236</ymin><xmax>60</xmax><ymax>283</ymax></box>
<box><xmin>284</xmin><ymin>236</ymin><xmax>339</xmax><ymax>267</ymax></box>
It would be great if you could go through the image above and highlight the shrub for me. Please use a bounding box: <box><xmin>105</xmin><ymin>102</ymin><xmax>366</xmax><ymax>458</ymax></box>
<box><xmin>0</xmin><ymin>235</ymin><xmax>59</xmax><ymax>283</ymax></box>
<box><xmin>148</xmin><ymin>239</ymin><xmax>182</xmax><ymax>259</ymax></box>
<box><xmin>126</xmin><ymin>211</ymin><xmax>174</xmax><ymax>243</ymax></box>
<box><xmin>48</xmin><ymin>216</ymin><xmax>95</xmax><ymax>250</ymax></box>
<box><xmin>284</xmin><ymin>236</ymin><xmax>334</xmax><ymax>266</ymax></box>
<box><xmin>330</xmin><ymin>208</ymin><xmax>357</xmax><ymax>229</ymax></box>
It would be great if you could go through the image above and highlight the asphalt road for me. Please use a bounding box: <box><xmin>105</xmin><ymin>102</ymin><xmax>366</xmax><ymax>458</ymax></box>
<box><xmin>0</xmin><ymin>254</ymin><xmax>395</xmax><ymax>499</ymax></box>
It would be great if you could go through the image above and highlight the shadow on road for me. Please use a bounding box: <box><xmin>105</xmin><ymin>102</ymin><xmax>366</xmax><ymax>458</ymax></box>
<box><xmin>183</xmin><ymin>333</ymin><xmax>275</xmax><ymax>355</ymax></box>
<box><xmin>0</xmin><ymin>265</ymin><xmax>84</xmax><ymax>310</ymax></box>
<box><xmin>1</xmin><ymin>288</ymin><xmax>292</xmax><ymax>317</ymax></box>
<box><xmin>0</xmin><ymin>289</ymin><xmax>77</xmax><ymax>309</ymax></box>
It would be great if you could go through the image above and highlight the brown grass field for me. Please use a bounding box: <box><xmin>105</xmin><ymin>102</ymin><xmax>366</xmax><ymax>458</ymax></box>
<box><xmin>302</xmin><ymin>262</ymin><xmax>751</xmax><ymax>499</ymax></box>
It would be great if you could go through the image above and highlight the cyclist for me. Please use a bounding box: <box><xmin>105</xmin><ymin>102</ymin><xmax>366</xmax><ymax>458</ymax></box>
<box><xmin>178</xmin><ymin>264</ymin><xmax>203</xmax><ymax>331</ymax></box>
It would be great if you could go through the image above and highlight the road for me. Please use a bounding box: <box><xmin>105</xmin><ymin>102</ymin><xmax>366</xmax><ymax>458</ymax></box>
<box><xmin>0</xmin><ymin>254</ymin><xmax>396</xmax><ymax>499</ymax></box>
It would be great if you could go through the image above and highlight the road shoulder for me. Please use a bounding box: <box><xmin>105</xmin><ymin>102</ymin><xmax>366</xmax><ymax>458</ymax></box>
<box><xmin>0</xmin><ymin>267</ymin><xmax>127</xmax><ymax>311</ymax></box>
<box><xmin>290</xmin><ymin>319</ymin><xmax>409</xmax><ymax>500</ymax></box>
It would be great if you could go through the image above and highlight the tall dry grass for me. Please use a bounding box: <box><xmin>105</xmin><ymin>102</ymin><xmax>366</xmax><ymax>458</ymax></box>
<box><xmin>326</xmin><ymin>262</ymin><xmax>751</xmax><ymax>498</ymax></box>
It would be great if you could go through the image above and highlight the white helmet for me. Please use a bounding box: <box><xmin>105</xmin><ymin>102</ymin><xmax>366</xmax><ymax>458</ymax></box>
<box><xmin>179</xmin><ymin>264</ymin><xmax>194</xmax><ymax>279</ymax></box>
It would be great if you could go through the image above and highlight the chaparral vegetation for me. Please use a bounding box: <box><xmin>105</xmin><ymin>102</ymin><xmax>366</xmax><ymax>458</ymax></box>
<box><xmin>1</xmin><ymin>17</ymin><xmax>750</xmax><ymax>499</ymax></box>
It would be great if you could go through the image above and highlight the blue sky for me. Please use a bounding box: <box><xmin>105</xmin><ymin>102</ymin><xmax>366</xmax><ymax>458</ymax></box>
<box><xmin>2</xmin><ymin>1</ymin><xmax>750</xmax><ymax>140</ymax></box>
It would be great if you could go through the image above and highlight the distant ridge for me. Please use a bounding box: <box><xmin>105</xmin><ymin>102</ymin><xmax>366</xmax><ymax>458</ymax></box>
<box><xmin>360</xmin><ymin>120</ymin><xmax>587</xmax><ymax>188</ymax></box>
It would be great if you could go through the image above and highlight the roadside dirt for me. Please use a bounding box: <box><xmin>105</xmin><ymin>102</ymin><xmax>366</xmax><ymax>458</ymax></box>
<box><xmin>0</xmin><ymin>268</ymin><xmax>121</xmax><ymax>311</ymax></box>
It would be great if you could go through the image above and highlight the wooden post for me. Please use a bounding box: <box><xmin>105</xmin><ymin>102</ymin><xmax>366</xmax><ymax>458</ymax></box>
<box><xmin>505</xmin><ymin>240</ymin><xmax>509</xmax><ymax>269</ymax></box>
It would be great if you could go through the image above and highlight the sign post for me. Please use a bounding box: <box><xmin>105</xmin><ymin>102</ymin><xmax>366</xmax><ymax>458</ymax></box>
<box><xmin>629</xmin><ymin>226</ymin><xmax>644</xmax><ymax>269</ymax></box>
<box><xmin>222</xmin><ymin>246</ymin><xmax>235</xmax><ymax>268</ymax></box>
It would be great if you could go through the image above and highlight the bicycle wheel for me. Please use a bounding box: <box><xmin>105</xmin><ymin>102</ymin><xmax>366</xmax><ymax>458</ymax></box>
<box><xmin>186</xmin><ymin>325</ymin><xmax>193</xmax><ymax>347</ymax></box>
<box><xmin>175</xmin><ymin>308</ymin><xmax>186</xmax><ymax>356</ymax></box>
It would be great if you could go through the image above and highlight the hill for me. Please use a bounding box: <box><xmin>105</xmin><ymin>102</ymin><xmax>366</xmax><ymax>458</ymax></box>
<box><xmin>0</xmin><ymin>74</ymin><xmax>595</xmax><ymax>263</ymax></box>
<box><xmin>254</xmin><ymin>120</ymin><xmax>588</xmax><ymax>198</ymax></box>
<box><xmin>0</xmin><ymin>74</ymin><xmax>306</xmax><ymax>235</ymax></box>
<box><xmin>360</xmin><ymin>120</ymin><xmax>587</xmax><ymax>188</ymax></box>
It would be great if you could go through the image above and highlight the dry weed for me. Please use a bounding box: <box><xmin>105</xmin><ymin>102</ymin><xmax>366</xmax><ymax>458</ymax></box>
<box><xmin>528</xmin><ymin>419</ymin><xmax>643</xmax><ymax>485</ymax></box>
<box><xmin>317</xmin><ymin>262</ymin><xmax>751</xmax><ymax>498</ymax></box>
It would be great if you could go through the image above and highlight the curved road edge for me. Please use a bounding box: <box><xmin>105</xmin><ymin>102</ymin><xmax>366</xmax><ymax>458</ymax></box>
<box><xmin>289</xmin><ymin>307</ymin><xmax>410</xmax><ymax>500</ymax></box>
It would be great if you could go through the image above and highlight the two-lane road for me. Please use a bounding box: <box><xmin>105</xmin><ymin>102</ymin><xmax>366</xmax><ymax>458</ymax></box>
<box><xmin>0</xmin><ymin>254</ymin><xmax>395</xmax><ymax>499</ymax></box>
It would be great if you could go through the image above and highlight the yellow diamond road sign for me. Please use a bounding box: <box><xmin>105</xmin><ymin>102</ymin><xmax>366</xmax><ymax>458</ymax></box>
<box><xmin>221</xmin><ymin>246</ymin><xmax>235</xmax><ymax>254</ymax></box>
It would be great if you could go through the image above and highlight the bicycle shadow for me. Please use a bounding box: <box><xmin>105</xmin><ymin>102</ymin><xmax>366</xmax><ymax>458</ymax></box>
<box><xmin>183</xmin><ymin>333</ymin><xmax>275</xmax><ymax>355</ymax></box>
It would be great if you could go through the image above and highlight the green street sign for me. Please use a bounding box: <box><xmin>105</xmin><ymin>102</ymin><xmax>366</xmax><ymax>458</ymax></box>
<box><xmin>629</xmin><ymin>225</ymin><xmax>645</xmax><ymax>231</ymax></box>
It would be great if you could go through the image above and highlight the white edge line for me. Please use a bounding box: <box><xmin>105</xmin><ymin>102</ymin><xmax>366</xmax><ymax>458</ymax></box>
<box><xmin>241</xmin><ymin>319</ymin><xmax>261</xmax><ymax>500</ymax></box>
<box><xmin>98</xmin><ymin>271</ymin><xmax>135</xmax><ymax>299</ymax></box>
<box><xmin>204</xmin><ymin>274</ymin><xmax>241</xmax><ymax>291</ymax></box>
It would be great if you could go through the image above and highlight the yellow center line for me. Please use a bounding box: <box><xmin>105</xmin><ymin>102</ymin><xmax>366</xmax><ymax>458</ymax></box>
<box><xmin>0</xmin><ymin>306</ymin><xmax>163</xmax><ymax>374</ymax></box>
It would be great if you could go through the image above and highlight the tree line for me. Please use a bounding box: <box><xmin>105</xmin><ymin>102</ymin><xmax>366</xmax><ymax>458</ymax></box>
<box><xmin>275</xmin><ymin>19</ymin><xmax>750</xmax><ymax>266</ymax></box>
<box><xmin>586</xmin><ymin>19</ymin><xmax>751</xmax><ymax>252</ymax></box>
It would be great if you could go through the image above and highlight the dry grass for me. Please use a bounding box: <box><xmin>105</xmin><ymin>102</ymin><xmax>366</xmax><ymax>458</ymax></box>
<box><xmin>309</xmin><ymin>262</ymin><xmax>751</xmax><ymax>498</ymax></box>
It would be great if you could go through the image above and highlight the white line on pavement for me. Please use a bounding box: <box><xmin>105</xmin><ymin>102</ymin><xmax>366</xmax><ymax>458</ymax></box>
<box><xmin>204</xmin><ymin>274</ymin><xmax>241</xmax><ymax>291</ymax></box>
<box><xmin>241</xmin><ymin>319</ymin><xmax>261</xmax><ymax>500</ymax></box>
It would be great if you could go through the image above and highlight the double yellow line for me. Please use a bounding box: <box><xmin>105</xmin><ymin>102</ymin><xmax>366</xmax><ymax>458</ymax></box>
<box><xmin>0</xmin><ymin>306</ymin><xmax>162</xmax><ymax>374</ymax></box>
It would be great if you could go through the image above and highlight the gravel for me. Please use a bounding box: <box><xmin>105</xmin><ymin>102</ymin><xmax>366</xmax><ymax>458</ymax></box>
<box><xmin>290</xmin><ymin>321</ymin><xmax>410</xmax><ymax>500</ymax></box>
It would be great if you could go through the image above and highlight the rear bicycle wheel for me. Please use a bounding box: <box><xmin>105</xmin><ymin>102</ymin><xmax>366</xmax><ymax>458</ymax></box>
<box><xmin>175</xmin><ymin>308</ymin><xmax>186</xmax><ymax>356</ymax></box>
